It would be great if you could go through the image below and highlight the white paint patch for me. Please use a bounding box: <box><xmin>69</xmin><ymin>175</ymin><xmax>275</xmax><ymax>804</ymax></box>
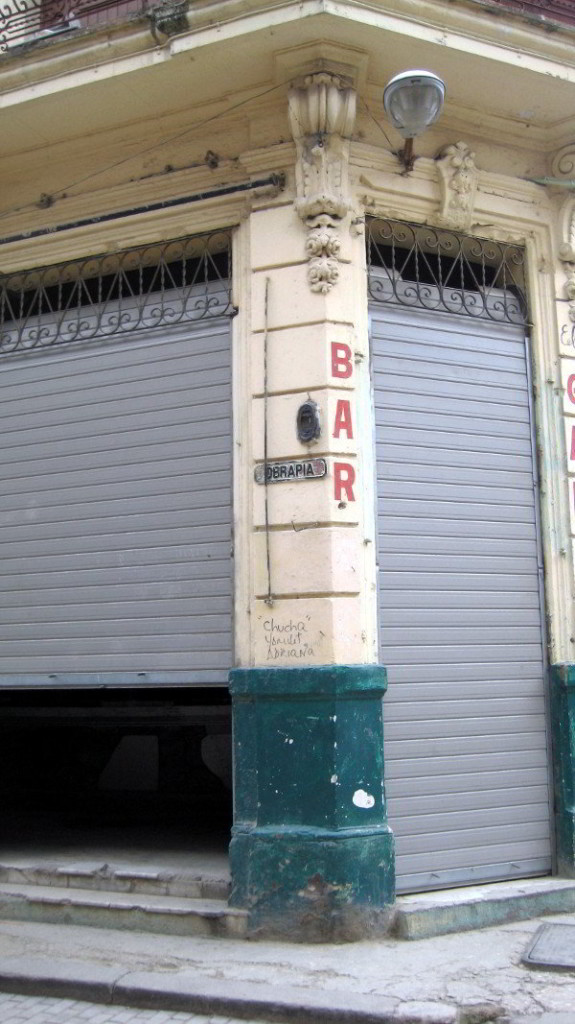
<box><xmin>353</xmin><ymin>789</ymin><xmax>375</xmax><ymax>809</ymax></box>
<box><xmin>330</xmin><ymin>774</ymin><xmax>338</xmax><ymax>784</ymax></box>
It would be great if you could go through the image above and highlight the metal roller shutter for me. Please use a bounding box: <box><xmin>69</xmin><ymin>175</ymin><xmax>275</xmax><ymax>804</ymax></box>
<box><xmin>0</xmin><ymin>317</ymin><xmax>232</xmax><ymax>687</ymax></box>
<box><xmin>371</xmin><ymin>303</ymin><xmax>553</xmax><ymax>892</ymax></box>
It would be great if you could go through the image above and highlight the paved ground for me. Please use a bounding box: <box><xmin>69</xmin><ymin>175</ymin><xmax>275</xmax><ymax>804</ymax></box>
<box><xmin>0</xmin><ymin>993</ymin><xmax>571</xmax><ymax>1024</ymax></box>
<box><xmin>0</xmin><ymin>996</ymin><xmax>260</xmax><ymax>1024</ymax></box>
<box><xmin>0</xmin><ymin>912</ymin><xmax>574</xmax><ymax>1023</ymax></box>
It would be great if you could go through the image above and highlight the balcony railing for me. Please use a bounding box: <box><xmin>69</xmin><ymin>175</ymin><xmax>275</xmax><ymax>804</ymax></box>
<box><xmin>480</xmin><ymin>0</ymin><xmax>575</xmax><ymax>25</ymax></box>
<box><xmin>0</xmin><ymin>0</ymin><xmax>158</xmax><ymax>51</ymax></box>
<box><xmin>1</xmin><ymin>0</ymin><xmax>573</xmax><ymax>55</ymax></box>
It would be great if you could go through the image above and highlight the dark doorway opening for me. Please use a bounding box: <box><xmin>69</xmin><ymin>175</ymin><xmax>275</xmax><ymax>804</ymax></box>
<box><xmin>0</xmin><ymin>687</ymin><xmax>232</xmax><ymax>876</ymax></box>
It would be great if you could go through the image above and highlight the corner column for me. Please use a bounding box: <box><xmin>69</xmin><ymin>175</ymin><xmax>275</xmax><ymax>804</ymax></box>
<box><xmin>229</xmin><ymin>665</ymin><xmax>393</xmax><ymax>940</ymax></box>
<box><xmin>229</xmin><ymin>69</ymin><xmax>395</xmax><ymax>940</ymax></box>
<box><xmin>550</xmin><ymin>664</ymin><xmax>575</xmax><ymax>875</ymax></box>
<box><xmin>547</xmin><ymin>174</ymin><xmax>575</xmax><ymax>876</ymax></box>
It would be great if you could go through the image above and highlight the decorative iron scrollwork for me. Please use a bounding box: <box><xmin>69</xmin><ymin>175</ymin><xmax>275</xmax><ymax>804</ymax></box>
<box><xmin>367</xmin><ymin>219</ymin><xmax>528</xmax><ymax>325</ymax></box>
<box><xmin>0</xmin><ymin>230</ymin><xmax>234</xmax><ymax>357</ymax></box>
<box><xmin>0</xmin><ymin>0</ymin><xmax>146</xmax><ymax>52</ymax></box>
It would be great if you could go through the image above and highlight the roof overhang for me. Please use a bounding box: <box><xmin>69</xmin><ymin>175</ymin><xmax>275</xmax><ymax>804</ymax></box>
<box><xmin>1</xmin><ymin>0</ymin><xmax>575</xmax><ymax>159</ymax></box>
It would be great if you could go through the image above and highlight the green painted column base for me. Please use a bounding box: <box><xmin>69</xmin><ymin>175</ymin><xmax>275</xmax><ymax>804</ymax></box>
<box><xmin>550</xmin><ymin>664</ymin><xmax>575</xmax><ymax>877</ymax></box>
<box><xmin>230</xmin><ymin>826</ymin><xmax>394</xmax><ymax>942</ymax></box>
<box><xmin>555</xmin><ymin>812</ymin><xmax>575</xmax><ymax>878</ymax></box>
<box><xmin>228</xmin><ymin>665</ymin><xmax>395</xmax><ymax>942</ymax></box>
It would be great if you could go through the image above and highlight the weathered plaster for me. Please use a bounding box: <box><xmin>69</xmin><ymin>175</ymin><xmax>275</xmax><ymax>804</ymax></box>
<box><xmin>241</xmin><ymin>188</ymin><xmax>373</xmax><ymax>667</ymax></box>
<box><xmin>550</xmin><ymin>664</ymin><xmax>575</xmax><ymax>877</ymax></box>
<box><xmin>229</xmin><ymin>664</ymin><xmax>394</xmax><ymax>940</ymax></box>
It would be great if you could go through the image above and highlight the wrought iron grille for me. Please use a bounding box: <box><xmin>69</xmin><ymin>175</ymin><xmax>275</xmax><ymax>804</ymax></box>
<box><xmin>0</xmin><ymin>0</ymin><xmax>146</xmax><ymax>52</ymax></box>
<box><xmin>0</xmin><ymin>230</ymin><xmax>234</xmax><ymax>356</ymax></box>
<box><xmin>367</xmin><ymin>219</ymin><xmax>528</xmax><ymax>326</ymax></box>
<box><xmin>481</xmin><ymin>0</ymin><xmax>575</xmax><ymax>27</ymax></box>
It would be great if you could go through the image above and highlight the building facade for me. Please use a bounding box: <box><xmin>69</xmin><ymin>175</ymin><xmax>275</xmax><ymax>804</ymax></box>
<box><xmin>1</xmin><ymin>0</ymin><xmax>575</xmax><ymax>940</ymax></box>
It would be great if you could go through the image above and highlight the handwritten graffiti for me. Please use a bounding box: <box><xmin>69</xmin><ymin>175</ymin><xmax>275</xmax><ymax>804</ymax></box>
<box><xmin>262</xmin><ymin>617</ymin><xmax>315</xmax><ymax>660</ymax></box>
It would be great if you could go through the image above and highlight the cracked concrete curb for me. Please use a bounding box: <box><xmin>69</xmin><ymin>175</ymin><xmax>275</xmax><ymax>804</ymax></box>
<box><xmin>0</xmin><ymin>957</ymin><xmax>507</xmax><ymax>1024</ymax></box>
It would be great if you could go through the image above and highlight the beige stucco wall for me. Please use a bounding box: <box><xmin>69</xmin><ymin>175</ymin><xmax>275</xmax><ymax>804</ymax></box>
<box><xmin>232</xmin><ymin>198</ymin><xmax>377</xmax><ymax>667</ymax></box>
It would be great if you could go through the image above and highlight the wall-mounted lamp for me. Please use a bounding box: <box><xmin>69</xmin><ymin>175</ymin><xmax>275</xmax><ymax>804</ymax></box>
<box><xmin>383</xmin><ymin>70</ymin><xmax>446</xmax><ymax>172</ymax></box>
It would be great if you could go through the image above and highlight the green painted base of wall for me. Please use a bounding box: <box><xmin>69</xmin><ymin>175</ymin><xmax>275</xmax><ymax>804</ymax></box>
<box><xmin>555</xmin><ymin>812</ymin><xmax>575</xmax><ymax>878</ymax></box>
<box><xmin>228</xmin><ymin>665</ymin><xmax>395</xmax><ymax>941</ymax></box>
<box><xmin>230</xmin><ymin>826</ymin><xmax>395</xmax><ymax>942</ymax></box>
<box><xmin>550</xmin><ymin>664</ymin><xmax>575</xmax><ymax>877</ymax></box>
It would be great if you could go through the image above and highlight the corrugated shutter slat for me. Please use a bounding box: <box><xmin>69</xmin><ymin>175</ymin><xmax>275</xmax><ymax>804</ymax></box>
<box><xmin>371</xmin><ymin>305</ymin><xmax>552</xmax><ymax>892</ymax></box>
<box><xmin>0</xmin><ymin>318</ymin><xmax>232</xmax><ymax>687</ymax></box>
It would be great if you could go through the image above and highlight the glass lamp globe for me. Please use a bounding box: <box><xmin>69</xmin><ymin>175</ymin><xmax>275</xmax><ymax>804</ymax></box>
<box><xmin>383</xmin><ymin>70</ymin><xmax>446</xmax><ymax>140</ymax></box>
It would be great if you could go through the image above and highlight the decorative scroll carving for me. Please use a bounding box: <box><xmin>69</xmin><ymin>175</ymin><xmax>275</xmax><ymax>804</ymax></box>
<box><xmin>434</xmin><ymin>142</ymin><xmax>478</xmax><ymax>232</ymax></box>
<box><xmin>288</xmin><ymin>73</ymin><xmax>356</xmax><ymax>293</ymax></box>
<box><xmin>551</xmin><ymin>144</ymin><xmax>575</xmax><ymax>182</ymax></box>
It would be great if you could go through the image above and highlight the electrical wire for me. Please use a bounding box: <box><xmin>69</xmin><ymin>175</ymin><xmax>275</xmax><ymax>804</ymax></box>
<box><xmin>0</xmin><ymin>78</ymin><xmax>395</xmax><ymax>228</ymax></box>
<box><xmin>360</xmin><ymin>96</ymin><xmax>395</xmax><ymax>152</ymax></box>
<box><xmin>0</xmin><ymin>77</ymin><xmax>291</xmax><ymax>226</ymax></box>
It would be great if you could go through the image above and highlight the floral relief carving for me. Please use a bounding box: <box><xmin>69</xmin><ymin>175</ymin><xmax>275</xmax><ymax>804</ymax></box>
<box><xmin>562</xmin><ymin>251</ymin><xmax>575</xmax><ymax>323</ymax></box>
<box><xmin>288</xmin><ymin>72</ymin><xmax>356</xmax><ymax>293</ymax></box>
<box><xmin>307</xmin><ymin>254</ymin><xmax>340</xmax><ymax>293</ymax></box>
<box><xmin>305</xmin><ymin>223</ymin><xmax>342</xmax><ymax>259</ymax></box>
<box><xmin>551</xmin><ymin>145</ymin><xmax>575</xmax><ymax>319</ymax></box>
<box><xmin>434</xmin><ymin>141</ymin><xmax>478</xmax><ymax>232</ymax></box>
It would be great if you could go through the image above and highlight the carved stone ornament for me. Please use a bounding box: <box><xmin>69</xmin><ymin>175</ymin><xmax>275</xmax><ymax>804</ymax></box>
<box><xmin>551</xmin><ymin>144</ymin><xmax>575</xmax><ymax>320</ymax></box>
<box><xmin>562</xmin><ymin>238</ymin><xmax>575</xmax><ymax>323</ymax></box>
<box><xmin>288</xmin><ymin>73</ymin><xmax>356</xmax><ymax>293</ymax></box>
<box><xmin>434</xmin><ymin>141</ymin><xmax>478</xmax><ymax>232</ymax></box>
<box><xmin>551</xmin><ymin>142</ymin><xmax>575</xmax><ymax>185</ymax></box>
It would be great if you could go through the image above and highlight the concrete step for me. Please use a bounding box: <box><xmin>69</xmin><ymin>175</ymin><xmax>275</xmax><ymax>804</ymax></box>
<box><xmin>0</xmin><ymin>860</ymin><xmax>230</xmax><ymax>901</ymax></box>
<box><xmin>0</xmin><ymin>881</ymin><xmax>247</xmax><ymax>939</ymax></box>
<box><xmin>393</xmin><ymin>876</ymin><xmax>575</xmax><ymax>940</ymax></box>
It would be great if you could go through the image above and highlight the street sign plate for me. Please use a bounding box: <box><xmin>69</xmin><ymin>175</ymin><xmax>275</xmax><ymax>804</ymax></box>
<box><xmin>255</xmin><ymin>458</ymin><xmax>327</xmax><ymax>484</ymax></box>
<box><xmin>523</xmin><ymin>923</ymin><xmax>575</xmax><ymax>971</ymax></box>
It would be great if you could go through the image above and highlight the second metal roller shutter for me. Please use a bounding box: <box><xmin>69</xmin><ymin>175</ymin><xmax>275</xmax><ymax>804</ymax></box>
<box><xmin>371</xmin><ymin>303</ymin><xmax>552</xmax><ymax>892</ymax></box>
<box><xmin>0</xmin><ymin>317</ymin><xmax>232</xmax><ymax>687</ymax></box>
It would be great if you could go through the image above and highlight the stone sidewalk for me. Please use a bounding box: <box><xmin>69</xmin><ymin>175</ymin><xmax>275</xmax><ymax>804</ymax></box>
<box><xmin>0</xmin><ymin>994</ymin><xmax>259</xmax><ymax>1024</ymax></box>
<box><xmin>0</xmin><ymin>910</ymin><xmax>573</xmax><ymax>1023</ymax></box>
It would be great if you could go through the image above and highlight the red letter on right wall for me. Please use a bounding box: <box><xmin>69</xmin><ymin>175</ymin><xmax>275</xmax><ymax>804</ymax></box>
<box><xmin>331</xmin><ymin>343</ymin><xmax>353</xmax><ymax>379</ymax></box>
<box><xmin>334</xmin><ymin>462</ymin><xmax>356</xmax><ymax>502</ymax></box>
<box><xmin>333</xmin><ymin>399</ymin><xmax>354</xmax><ymax>439</ymax></box>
